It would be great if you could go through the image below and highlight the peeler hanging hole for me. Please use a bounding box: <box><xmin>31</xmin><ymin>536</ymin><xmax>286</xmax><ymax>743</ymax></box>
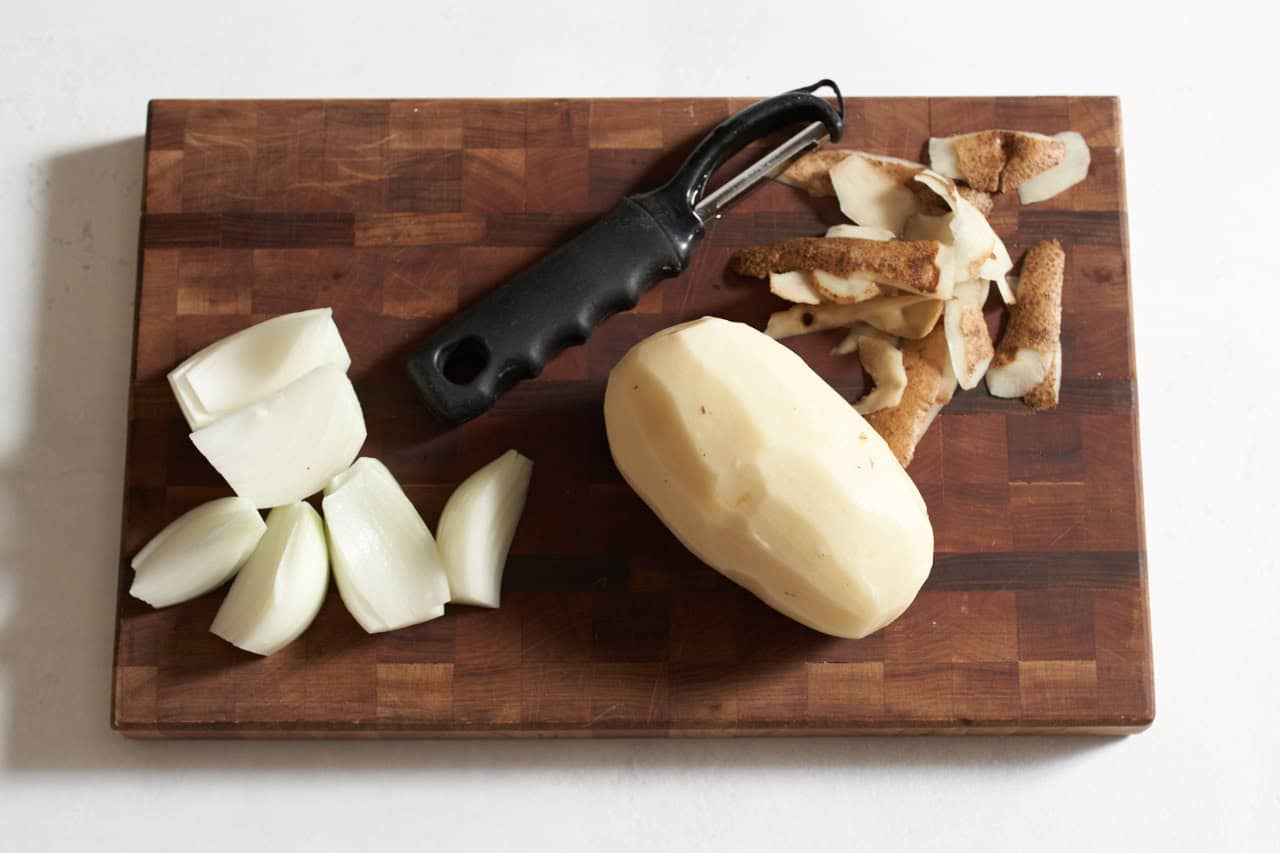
<box><xmin>439</xmin><ymin>336</ymin><xmax>490</xmax><ymax>386</ymax></box>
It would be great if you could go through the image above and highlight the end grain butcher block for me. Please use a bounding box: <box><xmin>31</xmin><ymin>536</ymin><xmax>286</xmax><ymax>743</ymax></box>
<box><xmin>114</xmin><ymin>96</ymin><xmax>1152</xmax><ymax>737</ymax></box>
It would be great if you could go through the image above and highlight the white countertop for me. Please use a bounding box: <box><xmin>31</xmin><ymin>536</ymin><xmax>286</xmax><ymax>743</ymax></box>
<box><xmin>2</xmin><ymin>1</ymin><xmax>1277</xmax><ymax>850</ymax></box>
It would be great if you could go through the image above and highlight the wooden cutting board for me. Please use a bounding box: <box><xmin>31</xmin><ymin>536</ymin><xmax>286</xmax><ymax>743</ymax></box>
<box><xmin>113</xmin><ymin>96</ymin><xmax>1152</xmax><ymax>737</ymax></box>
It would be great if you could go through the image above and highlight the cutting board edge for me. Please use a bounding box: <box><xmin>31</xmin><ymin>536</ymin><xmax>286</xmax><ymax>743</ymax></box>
<box><xmin>113</xmin><ymin>719</ymin><xmax>1154</xmax><ymax>739</ymax></box>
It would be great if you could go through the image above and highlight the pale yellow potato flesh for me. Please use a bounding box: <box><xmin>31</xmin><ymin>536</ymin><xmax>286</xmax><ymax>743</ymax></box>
<box><xmin>829</xmin><ymin>153</ymin><xmax>921</xmax><ymax>234</ymax></box>
<box><xmin>604</xmin><ymin>317</ymin><xmax>934</xmax><ymax>639</ymax></box>
<box><xmin>769</xmin><ymin>271</ymin><xmax>822</xmax><ymax>304</ymax></box>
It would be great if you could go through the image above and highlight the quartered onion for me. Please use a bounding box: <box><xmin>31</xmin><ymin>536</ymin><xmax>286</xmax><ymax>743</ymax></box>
<box><xmin>322</xmin><ymin>458</ymin><xmax>451</xmax><ymax>633</ymax></box>
<box><xmin>169</xmin><ymin>308</ymin><xmax>351</xmax><ymax>430</ymax></box>
<box><xmin>130</xmin><ymin>497</ymin><xmax>266</xmax><ymax>608</ymax></box>
<box><xmin>436</xmin><ymin>450</ymin><xmax>533</xmax><ymax>608</ymax></box>
<box><xmin>210</xmin><ymin>502</ymin><xmax>329</xmax><ymax>656</ymax></box>
<box><xmin>190</xmin><ymin>364</ymin><xmax>366</xmax><ymax>508</ymax></box>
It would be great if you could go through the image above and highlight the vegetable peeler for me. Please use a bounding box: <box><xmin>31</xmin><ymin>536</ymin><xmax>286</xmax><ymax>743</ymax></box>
<box><xmin>407</xmin><ymin>80</ymin><xmax>845</xmax><ymax>426</ymax></box>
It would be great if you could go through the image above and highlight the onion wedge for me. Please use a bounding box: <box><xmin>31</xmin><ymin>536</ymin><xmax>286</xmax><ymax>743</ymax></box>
<box><xmin>436</xmin><ymin>450</ymin><xmax>534</xmax><ymax>608</ymax></box>
<box><xmin>169</xmin><ymin>308</ymin><xmax>351</xmax><ymax>430</ymax></box>
<box><xmin>210</xmin><ymin>502</ymin><xmax>329</xmax><ymax>655</ymax></box>
<box><xmin>130</xmin><ymin>497</ymin><xmax>266</xmax><ymax>608</ymax></box>
<box><xmin>190</xmin><ymin>364</ymin><xmax>367</xmax><ymax>508</ymax></box>
<box><xmin>322</xmin><ymin>458</ymin><xmax>451</xmax><ymax>633</ymax></box>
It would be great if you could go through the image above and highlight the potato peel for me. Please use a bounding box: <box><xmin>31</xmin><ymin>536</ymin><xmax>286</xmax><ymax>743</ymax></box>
<box><xmin>1017</xmin><ymin>132</ymin><xmax>1091</xmax><ymax>204</ymax></box>
<box><xmin>987</xmin><ymin>240</ymin><xmax>1065</xmax><ymax>400</ymax></box>
<box><xmin>775</xmin><ymin>149</ymin><xmax>851</xmax><ymax>197</ymax></box>
<box><xmin>829</xmin><ymin>152</ymin><xmax>930</xmax><ymax>233</ymax></box>
<box><xmin>852</xmin><ymin>334</ymin><xmax>908</xmax><ymax>415</ymax></box>
<box><xmin>864</xmin><ymin>325</ymin><xmax>950</xmax><ymax>467</ymax></box>
<box><xmin>766</xmin><ymin>296</ymin><xmax>944</xmax><ymax>341</ymax></box>
<box><xmin>929</xmin><ymin>130</ymin><xmax>1068</xmax><ymax>193</ymax></box>
<box><xmin>769</xmin><ymin>271</ymin><xmax>822</xmax><ymax>304</ymax></box>
<box><xmin>731</xmin><ymin>237</ymin><xmax>953</xmax><ymax>299</ymax></box>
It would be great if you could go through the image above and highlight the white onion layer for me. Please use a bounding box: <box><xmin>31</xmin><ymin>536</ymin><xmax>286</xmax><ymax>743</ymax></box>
<box><xmin>436</xmin><ymin>450</ymin><xmax>533</xmax><ymax>608</ymax></box>
<box><xmin>169</xmin><ymin>308</ymin><xmax>351</xmax><ymax>430</ymax></box>
<box><xmin>210</xmin><ymin>502</ymin><xmax>330</xmax><ymax>655</ymax></box>
<box><xmin>322</xmin><ymin>458</ymin><xmax>451</xmax><ymax>633</ymax></box>
<box><xmin>131</xmin><ymin>497</ymin><xmax>266</xmax><ymax>608</ymax></box>
<box><xmin>190</xmin><ymin>364</ymin><xmax>367</xmax><ymax>508</ymax></box>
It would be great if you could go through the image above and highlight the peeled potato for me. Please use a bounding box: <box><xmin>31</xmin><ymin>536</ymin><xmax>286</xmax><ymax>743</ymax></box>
<box><xmin>603</xmin><ymin>317</ymin><xmax>934</xmax><ymax>639</ymax></box>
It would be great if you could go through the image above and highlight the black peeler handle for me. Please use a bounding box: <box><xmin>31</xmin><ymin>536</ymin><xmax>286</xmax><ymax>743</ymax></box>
<box><xmin>407</xmin><ymin>81</ymin><xmax>845</xmax><ymax>426</ymax></box>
